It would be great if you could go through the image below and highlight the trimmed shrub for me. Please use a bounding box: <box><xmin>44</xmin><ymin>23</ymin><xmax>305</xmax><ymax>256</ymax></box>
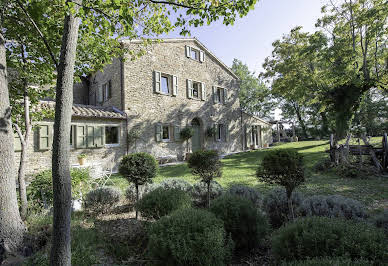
<box><xmin>373</xmin><ymin>209</ymin><xmax>388</xmax><ymax>235</ymax></box>
<box><xmin>226</xmin><ymin>184</ymin><xmax>262</xmax><ymax>207</ymax></box>
<box><xmin>281</xmin><ymin>257</ymin><xmax>373</xmax><ymax>266</ymax></box>
<box><xmin>136</xmin><ymin>188</ymin><xmax>191</xmax><ymax>220</ymax></box>
<box><xmin>83</xmin><ymin>187</ymin><xmax>121</xmax><ymax>212</ymax></box>
<box><xmin>312</xmin><ymin>158</ymin><xmax>332</xmax><ymax>172</ymax></box>
<box><xmin>191</xmin><ymin>180</ymin><xmax>223</xmax><ymax>207</ymax></box>
<box><xmin>158</xmin><ymin>178</ymin><xmax>193</xmax><ymax>192</ymax></box>
<box><xmin>210</xmin><ymin>194</ymin><xmax>269</xmax><ymax>251</ymax></box>
<box><xmin>125</xmin><ymin>183</ymin><xmax>160</xmax><ymax>203</ymax></box>
<box><xmin>263</xmin><ymin>188</ymin><xmax>303</xmax><ymax>228</ymax></box>
<box><xmin>298</xmin><ymin>195</ymin><xmax>367</xmax><ymax>221</ymax></box>
<box><xmin>147</xmin><ymin>208</ymin><xmax>234</xmax><ymax>265</ymax></box>
<box><xmin>272</xmin><ymin>216</ymin><xmax>387</xmax><ymax>263</ymax></box>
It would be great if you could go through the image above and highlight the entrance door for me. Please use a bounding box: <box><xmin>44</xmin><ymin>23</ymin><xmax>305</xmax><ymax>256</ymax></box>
<box><xmin>191</xmin><ymin>118</ymin><xmax>201</xmax><ymax>152</ymax></box>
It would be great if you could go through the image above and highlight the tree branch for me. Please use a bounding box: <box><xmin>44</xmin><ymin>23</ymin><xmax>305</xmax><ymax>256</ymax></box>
<box><xmin>15</xmin><ymin>0</ymin><xmax>58</xmax><ymax>69</ymax></box>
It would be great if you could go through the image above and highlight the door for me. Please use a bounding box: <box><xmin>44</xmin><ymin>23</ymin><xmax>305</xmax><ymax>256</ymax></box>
<box><xmin>192</xmin><ymin>124</ymin><xmax>201</xmax><ymax>152</ymax></box>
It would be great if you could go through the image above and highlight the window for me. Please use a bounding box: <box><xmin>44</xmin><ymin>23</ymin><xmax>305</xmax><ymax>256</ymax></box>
<box><xmin>187</xmin><ymin>80</ymin><xmax>205</xmax><ymax>100</ymax></box>
<box><xmin>105</xmin><ymin>126</ymin><xmax>119</xmax><ymax>145</ymax></box>
<box><xmin>213</xmin><ymin>86</ymin><xmax>226</xmax><ymax>104</ymax></box>
<box><xmin>161</xmin><ymin>76</ymin><xmax>169</xmax><ymax>94</ymax></box>
<box><xmin>70</xmin><ymin>125</ymin><xmax>75</xmax><ymax>148</ymax></box>
<box><xmin>103</xmin><ymin>80</ymin><xmax>112</xmax><ymax>101</ymax></box>
<box><xmin>191</xmin><ymin>48</ymin><xmax>199</xmax><ymax>60</ymax></box>
<box><xmin>192</xmin><ymin>82</ymin><xmax>200</xmax><ymax>99</ymax></box>
<box><xmin>162</xmin><ymin>125</ymin><xmax>170</xmax><ymax>141</ymax></box>
<box><xmin>217</xmin><ymin>124</ymin><xmax>224</xmax><ymax>141</ymax></box>
<box><xmin>185</xmin><ymin>45</ymin><xmax>205</xmax><ymax>62</ymax></box>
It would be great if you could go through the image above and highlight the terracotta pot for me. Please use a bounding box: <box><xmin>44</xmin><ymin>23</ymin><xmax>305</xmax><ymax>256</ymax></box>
<box><xmin>78</xmin><ymin>158</ymin><xmax>85</xmax><ymax>165</ymax></box>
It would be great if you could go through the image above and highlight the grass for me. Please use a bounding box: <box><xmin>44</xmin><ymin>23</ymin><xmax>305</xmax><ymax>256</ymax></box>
<box><xmin>112</xmin><ymin>138</ymin><xmax>387</xmax><ymax>212</ymax></box>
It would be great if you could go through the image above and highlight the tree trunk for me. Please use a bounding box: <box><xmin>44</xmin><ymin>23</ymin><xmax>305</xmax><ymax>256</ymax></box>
<box><xmin>207</xmin><ymin>182</ymin><xmax>211</xmax><ymax>208</ymax></box>
<box><xmin>292</xmin><ymin>102</ymin><xmax>308</xmax><ymax>139</ymax></box>
<box><xmin>0</xmin><ymin>31</ymin><xmax>26</xmax><ymax>254</ymax></box>
<box><xmin>50</xmin><ymin>1</ymin><xmax>81</xmax><ymax>265</ymax></box>
<box><xmin>286</xmin><ymin>189</ymin><xmax>295</xmax><ymax>221</ymax></box>
<box><xmin>135</xmin><ymin>184</ymin><xmax>139</xmax><ymax>220</ymax></box>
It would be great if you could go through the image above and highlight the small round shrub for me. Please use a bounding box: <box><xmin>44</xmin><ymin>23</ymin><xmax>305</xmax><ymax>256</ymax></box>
<box><xmin>210</xmin><ymin>194</ymin><xmax>269</xmax><ymax>251</ymax></box>
<box><xmin>226</xmin><ymin>184</ymin><xmax>262</xmax><ymax>207</ymax></box>
<box><xmin>373</xmin><ymin>209</ymin><xmax>388</xmax><ymax>235</ymax></box>
<box><xmin>298</xmin><ymin>194</ymin><xmax>367</xmax><ymax>221</ymax></box>
<box><xmin>136</xmin><ymin>188</ymin><xmax>191</xmax><ymax>220</ymax></box>
<box><xmin>272</xmin><ymin>216</ymin><xmax>387</xmax><ymax>263</ymax></box>
<box><xmin>125</xmin><ymin>183</ymin><xmax>160</xmax><ymax>203</ymax></box>
<box><xmin>158</xmin><ymin>178</ymin><xmax>192</xmax><ymax>193</ymax></box>
<box><xmin>263</xmin><ymin>188</ymin><xmax>303</xmax><ymax>228</ymax></box>
<box><xmin>147</xmin><ymin>208</ymin><xmax>234</xmax><ymax>265</ymax></box>
<box><xmin>191</xmin><ymin>180</ymin><xmax>223</xmax><ymax>207</ymax></box>
<box><xmin>84</xmin><ymin>187</ymin><xmax>121</xmax><ymax>212</ymax></box>
<box><xmin>281</xmin><ymin>257</ymin><xmax>373</xmax><ymax>266</ymax></box>
<box><xmin>312</xmin><ymin>158</ymin><xmax>332</xmax><ymax>173</ymax></box>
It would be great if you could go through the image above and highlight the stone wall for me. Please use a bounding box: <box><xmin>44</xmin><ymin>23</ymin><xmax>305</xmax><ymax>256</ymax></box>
<box><xmin>121</xmin><ymin>39</ymin><xmax>244</xmax><ymax>159</ymax></box>
<box><xmin>14</xmin><ymin>117</ymin><xmax>127</xmax><ymax>179</ymax></box>
<box><xmin>242</xmin><ymin>112</ymin><xmax>273</xmax><ymax>149</ymax></box>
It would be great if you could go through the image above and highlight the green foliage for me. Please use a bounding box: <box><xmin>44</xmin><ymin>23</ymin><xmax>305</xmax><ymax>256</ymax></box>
<box><xmin>158</xmin><ymin>178</ymin><xmax>192</xmax><ymax>192</ymax></box>
<box><xmin>136</xmin><ymin>188</ymin><xmax>191</xmax><ymax>220</ymax></box>
<box><xmin>373</xmin><ymin>209</ymin><xmax>388</xmax><ymax>236</ymax></box>
<box><xmin>119</xmin><ymin>153</ymin><xmax>158</xmax><ymax>187</ymax></box>
<box><xmin>83</xmin><ymin>187</ymin><xmax>121</xmax><ymax>212</ymax></box>
<box><xmin>125</xmin><ymin>183</ymin><xmax>159</xmax><ymax>203</ymax></box>
<box><xmin>205</xmin><ymin>126</ymin><xmax>216</xmax><ymax>138</ymax></box>
<box><xmin>312</xmin><ymin>158</ymin><xmax>332</xmax><ymax>172</ymax></box>
<box><xmin>257</xmin><ymin>149</ymin><xmax>305</xmax><ymax>198</ymax></box>
<box><xmin>210</xmin><ymin>194</ymin><xmax>269</xmax><ymax>251</ymax></box>
<box><xmin>27</xmin><ymin>169</ymin><xmax>90</xmax><ymax>210</ymax></box>
<box><xmin>272</xmin><ymin>216</ymin><xmax>387</xmax><ymax>263</ymax></box>
<box><xmin>226</xmin><ymin>184</ymin><xmax>262</xmax><ymax>207</ymax></box>
<box><xmin>188</xmin><ymin>150</ymin><xmax>222</xmax><ymax>183</ymax></box>
<box><xmin>263</xmin><ymin>188</ymin><xmax>304</xmax><ymax>228</ymax></box>
<box><xmin>147</xmin><ymin>208</ymin><xmax>234</xmax><ymax>265</ymax></box>
<box><xmin>281</xmin><ymin>257</ymin><xmax>373</xmax><ymax>266</ymax></box>
<box><xmin>191</xmin><ymin>180</ymin><xmax>223</xmax><ymax>207</ymax></box>
<box><xmin>180</xmin><ymin>127</ymin><xmax>194</xmax><ymax>141</ymax></box>
<box><xmin>298</xmin><ymin>195</ymin><xmax>367</xmax><ymax>221</ymax></box>
<box><xmin>127</xmin><ymin>128</ymin><xmax>141</xmax><ymax>146</ymax></box>
<box><xmin>77</xmin><ymin>153</ymin><xmax>87</xmax><ymax>159</ymax></box>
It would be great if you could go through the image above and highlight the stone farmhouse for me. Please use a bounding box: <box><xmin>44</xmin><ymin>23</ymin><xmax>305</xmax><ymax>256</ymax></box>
<box><xmin>14</xmin><ymin>38</ymin><xmax>272</xmax><ymax>176</ymax></box>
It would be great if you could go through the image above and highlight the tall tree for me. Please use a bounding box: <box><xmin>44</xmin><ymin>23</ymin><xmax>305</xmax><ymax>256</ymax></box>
<box><xmin>0</xmin><ymin>28</ymin><xmax>26</xmax><ymax>254</ymax></box>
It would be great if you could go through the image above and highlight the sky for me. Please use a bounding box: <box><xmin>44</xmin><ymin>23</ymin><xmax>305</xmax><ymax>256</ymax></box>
<box><xmin>165</xmin><ymin>0</ymin><xmax>326</xmax><ymax>122</ymax></box>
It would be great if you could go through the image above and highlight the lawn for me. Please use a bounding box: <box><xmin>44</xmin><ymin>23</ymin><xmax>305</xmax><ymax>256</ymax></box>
<box><xmin>111</xmin><ymin>138</ymin><xmax>388</xmax><ymax>212</ymax></box>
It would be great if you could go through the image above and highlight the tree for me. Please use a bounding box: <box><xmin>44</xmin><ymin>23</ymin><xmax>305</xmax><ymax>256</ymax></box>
<box><xmin>0</xmin><ymin>29</ymin><xmax>26</xmax><ymax>254</ymax></box>
<box><xmin>188</xmin><ymin>150</ymin><xmax>222</xmax><ymax>208</ymax></box>
<box><xmin>180</xmin><ymin>126</ymin><xmax>194</xmax><ymax>154</ymax></box>
<box><xmin>256</xmin><ymin>149</ymin><xmax>305</xmax><ymax>220</ymax></box>
<box><xmin>232</xmin><ymin>59</ymin><xmax>274</xmax><ymax>119</ymax></box>
<box><xmin>119</xmin><ymin>153</ymin><xmax>158</xmax><ymax>219</ymax></box>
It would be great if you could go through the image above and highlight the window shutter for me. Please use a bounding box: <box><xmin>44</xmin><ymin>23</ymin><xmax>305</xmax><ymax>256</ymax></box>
<box><xmin>172</xmin><ymin>75</ymin><xmax>178</xmax><ymax>96</ymax></box>
<box><xmin>187</xmin><ymin>79</ymin><xmax>193</xmax><ymax>99</ymax></box>
<box><xmin>224</xmin><ymin>124</ymin><xmax>229</xmax><ymax>142</ymax></box>
<box><xmin>212</xmin><ymin>86</ymin><xmax>216</xmax><ymax>103</ymax></box>
<box><xmin>76</xmin><ymin>125</ymin><xmax>86</xmax><ymax>148</ymax></box>
<box><xmin>155</xmin><ymin>124</ymin><xmax>162</xmax><ymax>142</ymax></box>
<box><xmin>174</xmin><ymin>125</ymin><xmax>181</xmax><ymax>141</ymax></box>
<box><xmin>185</xmin><ymin>45</ymin><xmax>191</xmax><ymax>58</ymax></box>
<box><xmin>213</xmin><ymin>123</ymin><xmax>217</xmax><ymax>141</ymax></box>
<box><xmin>223</xmin><ymin>88</ymin><xmax>228</xmax><ymax>104</ymax></box>
<box><xmin>14</xmin><ymin>133</ymin><xmax>22</xmax><ymax>152</ymax></box>
<box><xmin>108</xmin><ymin>80</ymin><xmax>112</xmax><ymax>99</ymax></box>
<box><xmin>154</xmin><ymin>71</ymin><xmax>161</xmax><ymax>93</ymax></box>
<box><xmin>94</xmin><ymin>126</ymin><xmax>104</xmax><ymax>148</ymax></box>
<box><xmin>39</xmin><ymin>124</ymin><xmax>51</xmax><ymax>150</ymax></box>
<box><xmin>98</xmin><ymin>86</ymin><xmax>103</xmax><ymax>103</ymax></box>
<box><xmin>87</xmin><ymin>125</ymin><xmax>95</xmax><ymax>148</ymax></box>
<box><xmin>199</xmin><ymin>50</ymin><xmax>205</xmax><ymax>62</ymax></box>
<box><xmin>200</xmin><ymin>83</ymin><xmax>206</xmax><ymax>101</ymax></box>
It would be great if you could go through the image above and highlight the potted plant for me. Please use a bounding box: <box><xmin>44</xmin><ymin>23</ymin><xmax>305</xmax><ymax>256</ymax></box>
<box><xmin>78</xmin><ymin>154</ymin><xmax>87</xmax><ymax>165</ymax></box>
<box><xmin>180</xmin><ymin>127</ymin><xmax>194</xmax><ymax>160</ymax></box>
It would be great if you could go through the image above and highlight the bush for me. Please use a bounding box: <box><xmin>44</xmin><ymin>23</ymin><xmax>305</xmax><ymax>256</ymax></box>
<box><xmin>373</xmin><ymin>209</ymin><xmax>388</xmax><ymax>235</ymax></box>
<box><xmin>272</xmin><ymin>216</ymin><xmax>387</xmax><ymax>263</ymax></box>
<box><xmin>27</xmin><ymin>169</ymin><xmax>90</xmax><ymax>209</ymax></box>
<box><xmin>226</xmin><ymin>184</ymin><xmax>262</xmax><ymax>208</ymax></box>
<box><xmin>312</xmin><ymin>158</ymin><xmax>332</xmax><ymax>172</ymax></box>
<box><xmin>136</xmin><ymin>188</ymin><xmax>191</xmax><ymax>220</ymax></box>
<box><xmin>281</xmin><ymin>257</ymin><xmax>373</xmax><ymax>266</ymax></box>
<box><xmin>125</xmin><ymin>183</ymin><xmax>159</xmax><ymax>203</ymax></box>
<box><xmin>298</xmin><ymin>195</ymin><xmax>367</xmax><ymax>221</ymax></box>
<box><xmin>191</xmin><ymin>180</ymin><xmax>223</xmax><ymax>207</ymax></box>
<box><xmin>147</xmin><ymin>208</ymin><xmax>234</xmax><ymax>265</ymax></box>
<box><xmin>263</xmin><ymin>188</ymin><xmax>303</xmax><ymax>228</ymax></box>
<box><xmin>210</xmin><ymin>194</ymin><xmax>269</xmax><ymax>251</ymax></box>
<box><xmin>83</xmin><ymin>187</ymin><xmax>121</xmax><ymax>212</ymax></box>
<box><xmin>158</xmin><ymin>178</ymin><xmax>192</xmax><ymax>192</ymax></box>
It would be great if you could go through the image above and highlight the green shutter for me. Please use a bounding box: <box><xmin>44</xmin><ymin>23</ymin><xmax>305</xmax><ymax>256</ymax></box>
<box><xmin>154</xmin><ymin>71</ymin><xmax>161</xmax><ymax>93</ymax></box>
<box><xmin>199</xmin><ymin>50</ymin><xmax>205</xmax><ymax>62</ymax></box>
<box><xmin>185</xmin><ymin>45</ymin><xmax>191</xmax><ymax>57</ymax></box>
<box><xmin>187</xmin><ymin>79</ymin><xmax>193</xmax><ymax>99</ymax></box>
<box><xmin>87</xmin><ymin>125</ymin><xmax>95</xmax><ymax>148</ymax></box>
<box><xmin>172</xmin><ymin>75</ymin><xmax>178</xmax><ymax>96</ymax></box>
<box><xmin>213</xmin><ymin>123</ymin><xmax>217</xmax><ymax>141</ymax></box>
<box><xmin>223</xmin><ymin>88</ymin><xmax>227</xmax><ymax>104</ymax></box>
<box><xmin>174</xmin><ymin>125</ymin><xmax>181</xmax><ymax>141</ymax></box>
<box><xmin>14</xmin><ymin>133</ymin><xmax>22</xmax><ymax>152</ymax></box>
<box><xmin>155</xmin><ymin>124</ymin><xmax>162</xmax><ymax>142</ymax></box>
<box><xmin>94</xmin><ymin>126</ymin><xmax>104</xmax><ymax>147</ymax></box>
<box><xmin>200</xmin><ymin>83</ymin><xmax>206</xmax><ymax>101</ymax></box>
<box><xmin>212</xmin><ymin>86</ymin><xmax>216</xmax><ymax>103</ymax></box>
<box><xmin>39</xmin><ymin>124</ymin><xmax>51</xmax><ymax>150</ymax></box>
<box><xmin>76</xmin><ymin>125</ymin><xmax>86</xmax><ymax>148</ymax></box>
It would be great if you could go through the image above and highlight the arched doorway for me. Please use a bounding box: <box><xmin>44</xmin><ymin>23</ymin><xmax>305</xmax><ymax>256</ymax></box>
<box><xmin>191</xmin><ymin>118</ymin><xmax>201</xmax><ymax>152</ymax></box>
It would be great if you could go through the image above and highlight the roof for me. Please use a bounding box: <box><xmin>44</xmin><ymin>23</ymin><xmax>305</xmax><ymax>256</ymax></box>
<box><xmin>242</xmin><ymin>111</ymin><xmax>272</xmax><ymax>126</ymax></box>
<box><xmin>40</xmin><ymin>101</ymin><xmax>126</xmax><ymax>119</ymax></box>
<box><xmin>121</xmin><ymin>38</ymin><xmax>239</xmax><ymax>80</ymax></box>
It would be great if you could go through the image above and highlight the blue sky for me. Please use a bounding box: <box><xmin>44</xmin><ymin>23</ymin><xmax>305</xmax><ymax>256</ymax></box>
<box><xmin>166</xmin><ymin>0</ymin><xmax>325</xmax><ymax>74</ymax></box>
